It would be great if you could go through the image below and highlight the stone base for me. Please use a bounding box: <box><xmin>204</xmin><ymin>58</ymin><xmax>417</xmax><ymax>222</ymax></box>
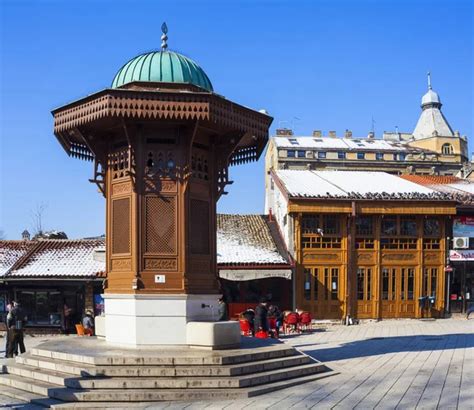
<box><xmin>104</xmin><ymin>293</ymin><xmax>223</xmax><ymax>346</ymax></box>
<box><xmin>187</xmin><ymin>321</ymin><xmax>241</xmax><ymax>350</ymax></box>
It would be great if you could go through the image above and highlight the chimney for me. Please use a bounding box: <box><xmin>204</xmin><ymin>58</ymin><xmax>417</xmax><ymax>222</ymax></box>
<box><xmin>328</xmin><ymin>130</ymin><xmax>337</xmax><ymax>138</ymax></box>
<box><xmin>344</xmin><ymin>129</ymin><xmax>352</xmax><ymax>139</ymax></box>
<box><xmin>268</xmin><ymin>208</ymin><xmax>273</xmax><ymax>222</ymax></box>
<box><xmin>276</xmin><ymin>128</ymin><xmax>293</xmax><ymax>136</ymax></box>
<box><xmin>22</xmin><ymin>229</ymin><xmax>31</xmax><ymax>241</ymax></box>
<box><xmin>312</xmin><ymin>130</ymin><xmax>322</xmax><ymax>138</ymax></box>
<box><xmin>367</xmin><ymin>132</ymin><xmax>375</xmax><ymax>139</ymax></box>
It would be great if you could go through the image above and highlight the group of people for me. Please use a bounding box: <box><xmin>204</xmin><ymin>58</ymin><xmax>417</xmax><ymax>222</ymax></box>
<box><xmin>3</xmin><ymin>301</ymin><xmax>27</xmax><ymax>358</ymax></box>
<box><xmin>239</xmin><ymin>297</ymin><xmax>283</xmax><ymax>336</ymax></box>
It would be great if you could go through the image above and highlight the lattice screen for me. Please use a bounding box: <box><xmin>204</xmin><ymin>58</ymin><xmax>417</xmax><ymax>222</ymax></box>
<box><xmin>112</xmin><ymin>198</ymin><xmax>131</xmax><ymax>254</ymax></box>
<box><xmin>145</xmin><ymin>196</ymin><xmax>176</xmax><ymax>254</ymax></box>
<box><xmin>190</xmin><ymin>199</ymin><xmax>210</xmax><ymax>254</ymax></box>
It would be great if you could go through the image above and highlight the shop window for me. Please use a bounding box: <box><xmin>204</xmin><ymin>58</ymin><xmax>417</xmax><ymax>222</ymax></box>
<box><xmin>15</xmin><ymin>290</ymin><xmax>65</xmax><ymax>326</ymax></box>
<box><xmin>423</xmin><ymin>267</ymin><xmax>438</xmax><ymax>297</ymax></box>
<box><xmin>304</xmin><ymin>269</ymin><xmax>311</xmax><ymax>301</ymax></box>
<box><xmin>400</xmin><ymin>218</ymin><xmax>417</xmax><ymax>236</ymax></box>
<box><xmin>357</xmin><ymin>269</ymin><xmax>364</xmax><ymax>300</ymax></box>
<box><xmin>323</xmin><ymin>215</ymin><xmax>340</xmax><ymax>235</ymax></box>
<box><xmin>382</xmin><ymin>269</ymin><xmax>389</xmax><ymax>300</ymax></box>
<box><xmin>356</xmin><ymin>216</ymin><xmax>373</xmax><ymax>236</ymax></box>
<box><xmin>408</xmin><ymin>269</ymin><xmax>414</xmax><ymax>300</ymax></box>
<box><xmin>331</xmin><ymin>268</ymin><xmax>339</xmax><ymax>300</ymax></box>
<box><xmin>424</xmin><ymin>219</ymin><xmax>441</xmax><ymax>237</ymax></box>
<box><xmin>382</xmin><ymin>218</ymin><xmax>397</xmax><ymax>236</ymax></box>
<box><xmin>357</xmin><ymin>268</ymin><xmax>372</xmax><ymax>300</ymax></box>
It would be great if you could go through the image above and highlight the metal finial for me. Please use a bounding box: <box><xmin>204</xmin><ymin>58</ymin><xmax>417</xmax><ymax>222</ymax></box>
<box><xmin>161</xmin><ymin>22</ymin><xmax>168</xmax><ymax>51</ymax></box>
<box><xmin>427</xmin><ymin>71</ymin><xmax>432</xmax><ymax>90</ymax></box>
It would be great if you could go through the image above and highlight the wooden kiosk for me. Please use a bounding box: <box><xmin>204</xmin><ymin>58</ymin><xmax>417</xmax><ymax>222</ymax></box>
<box><xmin>52</xmin><ymin>26</ymin><xmax>272</xmax><ymax>346</ymax></box>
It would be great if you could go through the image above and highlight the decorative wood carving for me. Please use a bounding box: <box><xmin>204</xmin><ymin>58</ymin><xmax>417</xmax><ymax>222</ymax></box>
<box><xmin>144</xmin><ymin>258</ymin><xmax>178</xmax><ymax>271</ymax></box>
<box><xmin>111</xmin><ymin>259</ymin><xmax>132</xmax><ymax>271</ymax></box>
<box><xmin>112</xmin><ymin>181</ymin><xmax>132</xmax><ymax>196</ymax></box>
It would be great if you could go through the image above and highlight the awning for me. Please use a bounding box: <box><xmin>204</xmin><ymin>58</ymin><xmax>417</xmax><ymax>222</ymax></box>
<box><xmin>219</xmin><ymin>269</ymin><xmax>292</xmax><ymax>281</ymax></box>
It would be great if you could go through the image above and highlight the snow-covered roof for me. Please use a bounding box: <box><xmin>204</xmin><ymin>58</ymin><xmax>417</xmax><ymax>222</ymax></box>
<box><xmin>274</xmin><ymin>170</ymin><xmax>451</xmax><ymax>200</ymax></box>
<box><xmin>1</xmin><ymin>239</ymin><xmax>106</xmax><ymax>278</ymax></box>
<box><xmin>413</xmin><ymin>106</ymin><xmax>454</xmax><ymax>139</ymax></box>
<box><xmin>0</xmin><ymin>241</ymin><xmax>35</xmax><ymax>277</ymax></box>
<box><xmin>217</xmin><ymin>214</ymin><xmax>289</xmax><ymax>265</ymax></box>
<box><xmin>272</xmin><ymin>136</ymin><xmax>413</xmax><ymax>152</ymax></box>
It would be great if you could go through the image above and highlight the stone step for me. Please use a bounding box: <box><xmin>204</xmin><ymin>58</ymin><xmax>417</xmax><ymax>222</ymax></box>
<box><xmin>49</xmin><ymin>371</ymin><xmax>338</xmax><ymax>402</ymax></box>
<box><xmin>16</xmin><ymin>352</ymin><xmax>312</xmax><ymax>377</ymax></box>
<box><xmin>6</xmin><ymin>360</ymin><xmax>326</xmax><ymax>389</ymax></box>
<box><xmin>0</xmin><ymin>376</ymin><xmax>63</xmax><ymax>408</ymax></box>
<box><xmin>30</xmin><ymin>342</ymin><xmax>297</xmax><ymax>366</ymax></box>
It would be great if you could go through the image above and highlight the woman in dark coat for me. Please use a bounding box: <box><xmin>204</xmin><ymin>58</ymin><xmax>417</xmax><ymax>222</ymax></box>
<box><xmin>254</xmin><ymin>297</ymin><xmax>269</xmax><ymax>332</ymax></box>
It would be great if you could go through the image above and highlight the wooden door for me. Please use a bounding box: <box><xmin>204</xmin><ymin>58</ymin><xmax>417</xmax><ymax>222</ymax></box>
<box><xmin>381</xmin><ymin>267</ymin><xmax>416</xmax><ymax>318</ymax></box>
<box><xmin>356</xmin><ymin>267</ymin><xmax>374</xmax><ymax>318</ymax></box>
<box><xmin>302</xmin><ymin>266</ymin><xmax>343</xmax><ymax>319</ymax></box>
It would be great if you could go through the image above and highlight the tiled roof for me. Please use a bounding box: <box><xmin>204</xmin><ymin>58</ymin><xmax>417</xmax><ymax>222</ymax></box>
<box><xmin>400</xmin><ymin>175</ymin><xmax>474</xmax><ymax>204</ymax></box>
<box><xmin>274</xmin><ymin>170</ymin><xmax>450</xmax><ymax>201</ymax></box>
<box><xmin>0</xmin><ymin>239</ymin><xmax>105</xmax><ymax>278</ymax></box>
<box><xmin>0</xmin><ymin>241</ymin><xmax>35</xmax><ymax>277</ymax></box>
<box><xmin>217</xmin><ymin>214</ymin><xmax>289</xmax><ymax>266</ymax></box>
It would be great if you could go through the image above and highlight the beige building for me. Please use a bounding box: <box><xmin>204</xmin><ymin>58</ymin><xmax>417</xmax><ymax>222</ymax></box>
<box><xmin>265</xmin><ymin>77</ymin><xmax>468</xmax><ymax>211</ymax></box>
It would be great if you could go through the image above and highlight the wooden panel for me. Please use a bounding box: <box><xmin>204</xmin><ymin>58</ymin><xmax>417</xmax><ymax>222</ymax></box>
<box><xmin>190</xmin><ymin>199</ymin><xmax>210</xmax><ymax>255</ymax></box>
<box><xmin>111</xmin><ymin>258</ymin><xmax>132</xmax><ymax>271</ymax></box>
<box><xmin>381</xmin><ymin>251</ymin><xmax>417</xmax><ymax>265</ymax></box>
<box><xmin>144</xmin><ymin>196</ymin><xmax>177</xmax><ymax>255</ymax></box>
<box><xmin>357</xmin><ymin>251</ymin><xmax>376</xmax><ymax>265</ymax></box>
<box><xmin>112</xmin><ymin>198</ymin><xmax>131</xmax><ymax>255</ymax></box>
<box><xmin>143</xmin><ymin>258</ymin><xmax>178</xmax><ymax>271</ymax></box>
<box><xmin>423</xmin><ymin>252</ymin><xmax>442</xmax><ymax>264</ymax></box>
<box><xmin>303</xmin><ymin>252</ymin><xmax>343</xmax><ymax>264</ymax></box>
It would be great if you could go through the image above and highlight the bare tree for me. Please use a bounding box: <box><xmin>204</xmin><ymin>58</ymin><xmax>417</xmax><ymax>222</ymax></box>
<box><xmin>31</xmin><ymin>203</ymin><xmax>48</xmax><ymax>236</ymax></box>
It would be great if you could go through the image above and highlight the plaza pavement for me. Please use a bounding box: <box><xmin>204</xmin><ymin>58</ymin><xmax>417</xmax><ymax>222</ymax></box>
<box><xmin>0</xmin><ymin>318</ymin><xmax>472</xmax><ymax>409</ymax></box>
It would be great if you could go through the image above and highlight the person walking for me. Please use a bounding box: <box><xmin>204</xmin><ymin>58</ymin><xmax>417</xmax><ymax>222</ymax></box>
<box><xmin>254</xmin><ymin>297</ymin><xmax>269</xmax><ymax>333</ymax></box>
<box><xmin>6</xmin><ymin>301</ymin><xmax>27</xmax><ymax>358</ymax></box>
<box><xmin>82</xmin><ymin>309</ymin><xmax>95</xmax><ymax>336</ymax></box>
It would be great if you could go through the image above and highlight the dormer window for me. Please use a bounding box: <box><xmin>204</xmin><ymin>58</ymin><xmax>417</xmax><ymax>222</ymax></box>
<box><xmin>442</xmin><ymin>143</ymin><xmax>454</xmax><ymax>155</ymax></box>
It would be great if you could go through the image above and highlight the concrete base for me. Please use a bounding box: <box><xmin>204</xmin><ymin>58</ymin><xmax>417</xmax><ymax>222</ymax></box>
<box><xmin>104</xmin><ymin>293</ymin><xmax>222</xmax><ymax>347</ymax></box>
<box><xmin>187</xmin><ymin>321</ymin><xmax>240</xmax><ymax>349</ymax></box>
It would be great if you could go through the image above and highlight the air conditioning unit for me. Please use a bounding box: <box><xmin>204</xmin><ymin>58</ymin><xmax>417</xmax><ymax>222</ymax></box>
<box><xmin>453</xmin><ymin>237</ymin><xmax>469</xmax><ymax>249</ymax></box>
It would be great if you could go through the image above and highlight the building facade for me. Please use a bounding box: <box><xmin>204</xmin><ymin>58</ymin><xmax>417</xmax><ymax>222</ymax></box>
<box><xmin>266</xmin><ymin>170</ymin><xmax>457</xmax><ymax>320</ymax></box>
<box><xmin>265</xmin><ymin>79</ymin><xmax>468</xmax><ymax>213</ymax></box>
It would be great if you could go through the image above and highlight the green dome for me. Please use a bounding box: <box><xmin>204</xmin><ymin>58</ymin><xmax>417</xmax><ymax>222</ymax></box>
<box><xmin>111</xmin><ymin>50</ymin><xmax>213</xmax><ymax>92</ymax></box>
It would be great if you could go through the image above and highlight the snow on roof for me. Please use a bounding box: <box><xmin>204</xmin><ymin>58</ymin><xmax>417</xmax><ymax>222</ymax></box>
<box><xmin>272</xmin><ymin>136</ymin><xmax>412</xmax><ymax>152</ymax></box>
<box><xmin>413</xmin><ymin>107</ymin><xmax>454</xmax><ymax>139</ymax></box>
<box><xmin>2</xmin><ymin>239</ymin><xmax>105</xmax><ymax>278</ymax></box>
<box><xmin>275</xmin><ymin>170</ymin><xmax>449</xmax><ymax>200</ymax></box>
<box><xmin>217</xmin><ymin>214</ymin><xmax>288</xmax><ymax>265</ymax></box>
<box><xmin>0</xmin><ymin>241</ymin><xmax>35</xmax><ymax>277</ymax></box>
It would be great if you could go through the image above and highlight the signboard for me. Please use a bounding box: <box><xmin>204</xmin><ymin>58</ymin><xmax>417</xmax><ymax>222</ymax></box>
<box><xmin>453</xmin><ymin>217</ymin><xmax>474</xmax><ymax>238</ymax></box>
<box><xmin>219</xmin><ymin>269</ymin><xmax>292</xmax><ymax>281</ymax></box>
<box><xmin>449</xmin><ymin>249</ymin><xmax>474</xmax><ymax>261</ymax></box>
<box><xmin>154</xmin><ymin>275</ymin><xmax>166</xmax><ymax>283</ymax></box>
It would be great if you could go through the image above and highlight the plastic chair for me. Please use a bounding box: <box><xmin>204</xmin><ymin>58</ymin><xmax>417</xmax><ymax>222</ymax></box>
<box><xmin>268</xmin><ymin>317</ymin><xmax>279</xmax><ymax>338</ymax></box>
<box><xmin>299</xmin><ymin>311</ymin><xmax>312</xmax><ymax>332</ymax></box>
<box><xmin>239</xmin><ymin>319</ymin><xmax>252</xmax><ymax>336</ymax></box>
<box><xmin>255</xmin><ymin>330</ymin><xmax>269</xmax><ymax>339</ymax></box>
<box><xmin>283</xmin><ymin>312</ymin><xmax>300</xmax><ymax>334</ymax></box>
<box><xmin>75</xmin><ymin>324</ymin><xmax>86</xmax><ymax>336</ymax></box>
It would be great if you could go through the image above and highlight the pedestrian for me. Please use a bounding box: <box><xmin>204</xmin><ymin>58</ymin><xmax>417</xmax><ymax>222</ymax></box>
<box><xmin>3</xmin><ymin>302</ymin><xmax>12</xmax><ymax>358</ymax></box>
<box><xmin>6</xmin><ymin>301</ymin><xmax>27</xmax><ymax>358</ymax></box>
<box><xmin>62</xmin><ymin>301</ymin><xmax>73</xmax><ymax>334</ymax></box>
<box><xmin>82</xmin><ymin>309</ymin><xmax>95</xmax><ymax>336</ymax></box>
<box><xmin>254</xmin><ymin>297</ymin><xmax>269</xmax><ymax>333</ymax></box>
<box><xmin>268</xmin><ymin>303</ymin><xmax>283</xmax><ymax>328</ymax></box>
<box><xmin>217</xmin><ymin>297</ymin><xmax>228</xmax><ymax>321</ymax></box>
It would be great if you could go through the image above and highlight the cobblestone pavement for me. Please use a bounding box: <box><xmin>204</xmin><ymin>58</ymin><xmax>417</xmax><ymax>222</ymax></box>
<box><xmin>0</xmin><ymin>319</ymin><xmax>473</xmax><ymax>409</ymax></box>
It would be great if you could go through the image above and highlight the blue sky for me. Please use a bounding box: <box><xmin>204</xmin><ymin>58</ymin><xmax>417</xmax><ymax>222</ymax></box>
<box><xmin>0</xmin><ymin>0</ymin><xmax>472</xmax><ymax>239</ymax></box>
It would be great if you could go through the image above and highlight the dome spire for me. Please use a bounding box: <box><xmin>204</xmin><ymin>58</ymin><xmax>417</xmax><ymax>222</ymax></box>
<box><xmin>427</xmin><ymin>71</ymin><xmax>432</xmax><ymax>90</ymax></box>
<box><xmin>161</xmin><ymin>22</ymin><xmax>168</xmax><ymax>51</ymax></box>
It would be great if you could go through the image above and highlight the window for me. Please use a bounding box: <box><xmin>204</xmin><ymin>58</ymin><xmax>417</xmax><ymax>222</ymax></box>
<box><xmin>356</xmin><ymin>216</ymin><xmax>373</xmax><ymax>236</ymax></box>
<box><xmin>393</xmin><ymin>154</ymin><xmax>397</xmax><ymax>161</ymax></box>
<box><xmin>317</xmin><ymin>151</ymin><xmax>326</xmax><ymax>159</ymax></box>
<box><xmin>442</xmin><ymin>144</ymin><xmax>454</xmax><ymax>155</ymax></box>
<box><xmin>423</xmin><ymin>268</ymin><xmax>438</xmax><ymax>297</ymax></box>
<box><xmin>357</xmin><ymin>152</ymin><xmax>365</xmax><ymax>160</ymax></box>
<box><xmin>424</xmin><ymin>219</ymin><xmax>440</xmax><ymax>237</ymax></box>
<box><xmin>289</xmin><ymin>138</ymin><xmax>299</xmax><ymax>145</ymax></box>
<box><xmin>376</xmin><ymin>152</ymin><xmax>384</xmax><ymax>161</ymax></box>
<box><xmin>297</xmin><ymin>150</ymin><xmax>306</xmax><ymax>158</ymax></box>
<box><xmin>323</xmin><ymin>215</ymin><xmax>340</xmax><ymax>235</ymax></box>
<box><xmin>287</xmin><ymin>150</ymin><xmax>296</xmax><ymax>158</ymax></box>
<box><xmin>331</xmin><ymin>268</ymin><xmax>339</xmax><ymax>300</ymax></box>
<box><xmin>382</xmin><ymin>218</ymin><xmax>397</xmax><ymax>236</ymax></box>
<box><xmin>301</xmin><ymin>214</ymin><xmax>342</xmax><ymax>249</ymax></box>
<box><xmin>382</xmin><ymin>269</ymin><xmax>389</xmax><ymax>300</ymax></box>
<box><xmin>357</xmin><ymin>268</ymin><xmax>372</xmax><ymax>300</ymax></box>
<box><xmin>399</xmin><ymin>153</ymin><xmax>406</xmax><ymax>161</ymax></box>
<box><xmin>304</xmin><ymin>269</ymin><xmax>311</xmax><ymax>300</ymax></box>
<box><xmin>400</xmin><ymin>218</ymin><xmax>417</xmax><ymax>236</ymax></box>
<box><xmin>338</xmin><ymin>151</ymin><xmax>346</xmax><ymax>159</ymax></box>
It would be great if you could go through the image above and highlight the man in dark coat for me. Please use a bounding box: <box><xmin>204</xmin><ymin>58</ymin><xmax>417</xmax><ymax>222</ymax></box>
<box><xmin>254</xmin><ymin>297</ymin><xmax>269</xmax><ymax>332</ymax></box>
<box><xmin>6</xmin><ymin>301</ymin><xmax>27</xmax><ymax>358</ymax></box>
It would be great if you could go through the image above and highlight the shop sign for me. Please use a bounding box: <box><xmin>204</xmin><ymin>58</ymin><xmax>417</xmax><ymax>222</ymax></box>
<box><xmin>219</xmin><ymin>269</ymin><xmax>292</xmax><ymax>281</ymax></box>
<box><xmin>453</xmin><ymin>217</ymin><xmax>474</xmax><ymax>237</ymax></box>
<box><xmin>449</xmin><ymin>249</ymin><xmax>474</xmax><ymax>261</ymax></box>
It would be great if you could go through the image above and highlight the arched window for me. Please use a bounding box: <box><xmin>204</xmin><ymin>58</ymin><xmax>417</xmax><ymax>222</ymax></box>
<box><xmin>442</xmin><ymin>143</ymin><xmax>454</xmax><ymax>155</ymax></box>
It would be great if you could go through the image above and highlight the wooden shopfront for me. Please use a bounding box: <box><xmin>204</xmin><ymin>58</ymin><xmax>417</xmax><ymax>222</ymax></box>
<box><xmin>291</xmin><ymin>202</ymin><xmax>455</xmax><ymax>320</ymax></box>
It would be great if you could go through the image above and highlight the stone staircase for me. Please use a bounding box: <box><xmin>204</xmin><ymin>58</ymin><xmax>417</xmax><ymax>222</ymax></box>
<box><xmin>0</xmin><ymin>337</ymin><xmax>337</xmax><ymax>408</ymax></box>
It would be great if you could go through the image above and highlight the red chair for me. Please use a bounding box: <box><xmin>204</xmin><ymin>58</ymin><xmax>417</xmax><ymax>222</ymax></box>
<box><xmin>283</xmin><ymin>312</ymin><xmax>300</xmax><ymax>334</ymax></box>
<box><xmin>255</xmin><ymin>330</ymin><xmax>269</xmax><ymax>339</ymax></box>
<box><xmin>239</xmin><ymin>319</ymin><xmax>252</xmax><ymax>336</ymax></box>
<box><xmin>299</xmin><ymin>311</ymin><xmax>312</xmax><ymax>332</ymax></box>
<box><xmin>268</xmin><ymin>317</ymin><xmax>279</xmax><ymax>338</ymax></box>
